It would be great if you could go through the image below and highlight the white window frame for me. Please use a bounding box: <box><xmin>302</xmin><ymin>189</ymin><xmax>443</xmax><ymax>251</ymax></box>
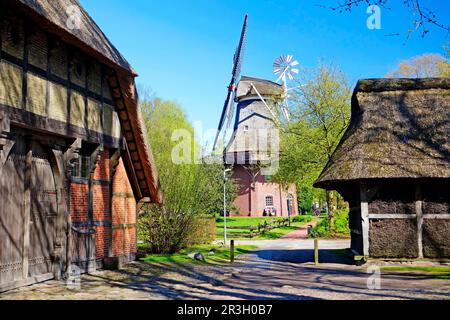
<box><xmin>265</xmin><ymin>195</ymin><xmax>274</xmax><ymax>207</ymax></box>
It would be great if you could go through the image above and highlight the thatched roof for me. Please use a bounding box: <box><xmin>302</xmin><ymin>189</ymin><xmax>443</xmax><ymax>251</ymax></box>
<box><xmin>236</xmin><ymin>76</ymin><xmax>284</xmax><ymax>101</ymax></box>
<box><xmin>9</xmin><ymin>0</ymin><xmax>162</xmax><ymax>203</ymax></box>
<box><xmin>315</xmin><ymin>78</ymin><xmax>450</xmax><ymax>190</ymax></box>
<box><xmin>16</xmin><ymin>0</ymin><xmax>134</xmax><ymax>73</ymax></box>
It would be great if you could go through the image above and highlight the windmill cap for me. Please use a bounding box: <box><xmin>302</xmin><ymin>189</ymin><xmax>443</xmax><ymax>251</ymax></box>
<box><xmin>236</xmin><ymin>76</ymin><xmax>284</xmax><ymax>101</ymax></box>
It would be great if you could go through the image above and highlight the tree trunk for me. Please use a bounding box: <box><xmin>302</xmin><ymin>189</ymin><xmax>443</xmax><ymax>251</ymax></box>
<box><xmin>336</xmin><ymin>193</ymin><xmax>341</xmax><ymax>210</ymax></box>
<box><xmin>326</xmin><ymin>190</ymin><xmax>334</xmax><ymax>232</ymax></box>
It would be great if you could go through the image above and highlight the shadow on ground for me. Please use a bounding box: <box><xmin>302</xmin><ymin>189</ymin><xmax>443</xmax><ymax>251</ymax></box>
<box><xmin>1</xmin><ymin>245</ymin><xmax>449</xmax><ymax>300</ymax></box>
<box><xmin>252</xmin><ymin>249</ymin><xmax>354</xmax><ymax>264</ymax></box>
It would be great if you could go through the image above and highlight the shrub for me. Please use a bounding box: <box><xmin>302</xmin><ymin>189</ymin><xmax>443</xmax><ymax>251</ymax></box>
<box><xmin>138</xmin><ymin>206</ymin><xmax>194</xmax><ymax>254</ymax></box>
<box><xmin>138</xmin><ymin>97</ymin><xmax>237</xmax><ymax>254</ymax></box>
<box><xmin>292</xmin><ymin>215</ymin><xmax>313</xmax><ymax>223</ymax></box>
<box><xmin>309</xmin><ymin>209</ymin><xmax>350</xmax><ymax>239</ymax></box>
<box><xmin>187</xmin><ymin>217</ymin><xmax>216</xmax><ymax>245</ymax></box>
<box><xmin>138</xmin><ymin>162</ymin><xmax>228</xmax><ymax>254</ymax></box>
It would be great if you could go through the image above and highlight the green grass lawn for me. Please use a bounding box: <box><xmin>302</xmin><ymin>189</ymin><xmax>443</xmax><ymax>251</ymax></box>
<box><xmin>216</xmin><ymin>216</ymin><xmax>314</xmax><ymax>240</ymax></box>
<box><xmin>380</xmin><ymin>266</ymin><xmax>450</xmax><ymax>281</ymax></box>
<box><xmin>140</xmin><ymin>244</ymin><xmax>257</xmax><ymax>264</ymax></box>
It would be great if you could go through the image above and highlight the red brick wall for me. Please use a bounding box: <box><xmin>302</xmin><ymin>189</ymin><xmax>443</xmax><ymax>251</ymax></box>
<box><xmin>93</xmin><ymin>184</ymin><xmax>110</xmax><ymax>221</ymax></box>
<box><xmin>69</xmin><ymin>148</ymin><xmax>138</xmax><ymax>264</ymax></box>
<box><xmin>230</xmin><ymin>165</ymin><xmax>299</xmax><ymax>217</ymax></box>
<box><xmin>111</xmin><ymin>157</ymin><xmax>137</xmax><ymax>259</ymax></box>
<box><xmin>95</xmin><ymin>226</ymin><xmax>110</xmax><ymax>259</ymax></box>
<box><xmin>92</xmin><ymin>150</ymin><xmax>111</xmax><ymax>260</ymax></box>
<box><xmin>70</xmin><ymin>183</ymin><xmax>89</xmax><ymax>222</ymax></box>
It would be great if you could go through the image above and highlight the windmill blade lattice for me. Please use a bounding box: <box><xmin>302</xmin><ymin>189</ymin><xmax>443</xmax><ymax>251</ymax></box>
<box><xmin>273</xmin><ymin>54</ymin><xmax>301</xmax><ymax>122</ymax></box>
<box><xmin>274</xmin><ymin>54</ymin><xmax>299</xmax><ymax>82</ymax></box>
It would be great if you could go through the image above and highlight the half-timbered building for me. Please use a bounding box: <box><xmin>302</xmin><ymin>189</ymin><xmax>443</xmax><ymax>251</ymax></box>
<box><xmin>0</xmin><ymin>0</ymin><xmax>162</xmax><ymax>291</ymax></box>
<box><xmin>315</xmin><ymin>78</ymin><xmax>450</xmax><ymax>260</ymax></box>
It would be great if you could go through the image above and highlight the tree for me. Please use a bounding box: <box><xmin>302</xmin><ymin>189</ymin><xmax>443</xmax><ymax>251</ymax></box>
<box><xmin>276</xmin><ymin>63</ymin><xmax>352</xmax><ymax>229</ymax></box>
<box><xmin>137</xmin><ymin>94</ymin><xmax>236</xmax><ymax>253</ymax></box>
<box><xmin>322</xmin><ymin>0</ymin><xmax>450</xmax><ymax>38</ymax></box>
<box><xmin>386</xmin><ymin>53</ymin><xmax>450</xmax><ymax>78</ymax></box>
<box><xmin>444</xmin><ymin>44</ymin><xmax>450</xmax><ymax>78</ymax></box>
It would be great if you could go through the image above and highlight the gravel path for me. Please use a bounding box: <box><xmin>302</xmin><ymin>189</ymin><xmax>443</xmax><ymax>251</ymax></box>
<box><xmin>1</xmin><ymin>239</ymin><xmax>449</xmax><ymax>300</ymax></box>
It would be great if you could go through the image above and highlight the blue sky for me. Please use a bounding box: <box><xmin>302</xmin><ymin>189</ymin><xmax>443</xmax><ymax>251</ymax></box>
<box><xmin>80</xmin><ymin>0</ymin><xmax>449</xmax><ymax>138</ymax></box>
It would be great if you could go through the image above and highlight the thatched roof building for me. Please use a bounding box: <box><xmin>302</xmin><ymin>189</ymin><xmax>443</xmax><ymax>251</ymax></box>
<box><xmin>0</xmin><ymin>0</ymin><xmax>161</xmax><ymax>292</ymax></box>
<box><xmin>314</xmin><ymin>78</ymin><xmax>450</xmax><ymax>260</ymax></box>
<box><xmin>10</xmin><ymin>0</ymin><xmax>162</xmax><ymax>203</ymax></box>
<box><xmin>315</xmin><ymin>78</ymin><xmax>450</xmax><ymax>189</ymax></box>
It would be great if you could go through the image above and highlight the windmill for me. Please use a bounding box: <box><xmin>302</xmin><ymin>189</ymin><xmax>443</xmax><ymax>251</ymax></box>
<box><xmin>212</xmin><ymin>15</ymin><xmax>248</xmax><ymax>152</ymax></box>
<box><xmin>273</xmin><ymin>54</ymin><xmax>300</xmax><ymax>121</ymax></box>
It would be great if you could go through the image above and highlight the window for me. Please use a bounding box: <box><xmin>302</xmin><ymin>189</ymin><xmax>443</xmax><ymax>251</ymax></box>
<box><xmin>265</xmin><ymin>196</ymin><xmax>274</xmax><ymax>207</ymax></box>
<box><xmin>244</xmin><ymin>125</ymin><xmax>249</xmax><ymax>132</ymax></box>
<box><xmin>72</xmin><ymin>155</ymin><xmax>90</xmax><ymax>179</ymax></box>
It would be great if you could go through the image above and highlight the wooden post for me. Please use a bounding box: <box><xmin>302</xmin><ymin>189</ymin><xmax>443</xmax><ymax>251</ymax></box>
<box><xmin>314</xmin><ymin>239</ymin><xmax>319</xmax><ymax>265</ymax></box>
<box><xmin>230</xmin><ymin>240</ymin><xmax>235</xmax><ymax>263</ymax></box>
<box><xmin>360</xmin><ymin>184</ymin><xmax>370</xmax><ymax>257</ymax></box>
<box><xmin>51</xmin><ymin>148</ymin><xmax>66</xmax><ymax>280</ymax></box>
<box><xmin>22</xmin><ymin>139</ymin><xmax>32</xmax><ymax>280</ymax></box>
<box><xmin>416</xmin><ymin>184</ymin><xmax>424</xmax><ymax>259</ymax></box>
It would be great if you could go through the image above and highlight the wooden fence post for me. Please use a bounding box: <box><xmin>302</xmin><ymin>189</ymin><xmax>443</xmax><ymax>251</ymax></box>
<box><xmin>314</xmin><ymin>239</ymin><xmax>319</xmax><ymax>265</ymax></box>
<box><xmin>230</xmin><ymin>240</ymin><xmax>235</xmax><ymax>263</ymax></box>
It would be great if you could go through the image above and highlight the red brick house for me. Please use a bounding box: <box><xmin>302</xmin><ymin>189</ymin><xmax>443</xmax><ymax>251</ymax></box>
<box><xmin>0</xmin><ymin>0</ymin><xmax>161</xmax><ymax>292</ymax></box>
<box><xmin>225</xmin><ymin>77</ymin><xmax>298</xmax><ymax>217</ymax></box>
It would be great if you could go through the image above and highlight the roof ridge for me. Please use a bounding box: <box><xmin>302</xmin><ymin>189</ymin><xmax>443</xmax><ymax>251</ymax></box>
<box><xmin>356</xmin><ymin>78</ymin><xmax>450</xmax><ymax>93</ymax></box>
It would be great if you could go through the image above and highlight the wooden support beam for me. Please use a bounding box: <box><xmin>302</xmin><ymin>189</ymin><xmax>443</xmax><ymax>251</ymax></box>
<box><xmin>369</xmin><ymin>214</ymin><xmax>417</xmax><ymax>219</ymax></box>
<box><xmin>22</xmin><ymin>138</ymin><xmax>32</xmax><ymax>280</ymax></box>
<box><xmin>63</xmin><ymin>138</ymin><xmax>82</xmax><ymax>273</ymax></box>
<box><xmin>109</xmin><ymin>149</ymin><xmax>121</xmax><ymax>257</ymax></box>
<box><xmin>0</xmin><ymin>111</ymin><xmax>14</xmax><ymax>170</ymax></box>
<box><xmin>51</xmin><ymin>147</ymin><xmax>67</xmax><ymax>280</ymax></box>
<box><xmin>360</xmin><ymin>183</ymin><xmax>370</xmax><ymax>257</ymax></box>
<box><xmin>416</xmin><ymin>184</ymin><xmax>424</xmax><ymax>259</ymax></box>
<box><xmin>423</xmin><ymin>214</ymin><xmax>450</xmax><ymax>219</ymax></box>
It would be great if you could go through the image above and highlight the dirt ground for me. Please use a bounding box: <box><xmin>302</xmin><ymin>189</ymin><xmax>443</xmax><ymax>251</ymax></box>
<box><xmin>1</xmin><ymin>239</ymin><xmax>449</xmax><ymax>300</ymax></box>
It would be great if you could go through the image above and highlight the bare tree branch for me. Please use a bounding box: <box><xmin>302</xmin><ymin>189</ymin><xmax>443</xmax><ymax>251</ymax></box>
<box><xmin>320</xmin><ymin>0</ymin><xmax>450</xmax><ymax>37</ymax></box>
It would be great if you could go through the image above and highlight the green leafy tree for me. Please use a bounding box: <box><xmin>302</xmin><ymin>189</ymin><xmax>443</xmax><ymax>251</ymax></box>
<box><xmin>137</xmin><ymin>94</ymin><xmax>236</xmax><ymax>253</ymax></box>
<box><xmin>297</xmin><ymin>181</ymin><xmax>313</xmax><ymax>214</ymax></box>
<box><xmin>276</xmin><ymin>63</ymin><xmax>351</xmax><ymax>229</ymax></box>
<box><xmin>386</xmin><ymin>53</ymin><xmax>450</xmax><ymax>78</ymax></box>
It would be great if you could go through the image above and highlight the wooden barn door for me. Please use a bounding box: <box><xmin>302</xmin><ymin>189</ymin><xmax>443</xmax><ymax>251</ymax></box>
<box><xmin>0</xmin><ymin>133</ymin><xmax>60</xmax><ymax>291</ymax></box>
<box><xmin>0</xmin><ymin>135</ymin><xmax>26</xmax><ymax>285</ymax></box>
<box><xmin>28</xmin><ymin>140</ymin><xmax>58</xmax><ymax>278</ymax></box>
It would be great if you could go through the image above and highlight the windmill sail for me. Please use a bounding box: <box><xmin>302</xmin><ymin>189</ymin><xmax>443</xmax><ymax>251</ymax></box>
<box><xmin>273</xmin><ymin>54</ymin><xmax>300</xmax><ymax>122</ymax></box>
<box><xmin>212</xmin><ymin>14</ymin><xmax>248</xmax><ymax>152</ymax></box>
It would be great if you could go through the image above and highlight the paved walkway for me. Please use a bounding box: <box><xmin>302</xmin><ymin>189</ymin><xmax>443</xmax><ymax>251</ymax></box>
<box><xmin>281</xmin><ymin>220</ymin><xmax>318</xmax><ymax>240</ymax></box>
<box><xmin>1</xmin><ymin>239</ymin><xmax>449</xmax><ymax>300</ymax></box>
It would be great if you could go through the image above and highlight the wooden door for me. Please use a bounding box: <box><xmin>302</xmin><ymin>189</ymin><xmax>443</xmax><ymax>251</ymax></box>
<box><xmin>0</xmin><ymin>133</ymin><xmax>59</xmax><ymax>289</ymax></box>
<box><xmin>28</xmin><ymin>140</ymin><xmax>58</xmax><ymax>277</ymax></box>
<box><xmin>0</xmin><ymin>135</ymin><xmax>26</xmax><ymax>284</ymax></box>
